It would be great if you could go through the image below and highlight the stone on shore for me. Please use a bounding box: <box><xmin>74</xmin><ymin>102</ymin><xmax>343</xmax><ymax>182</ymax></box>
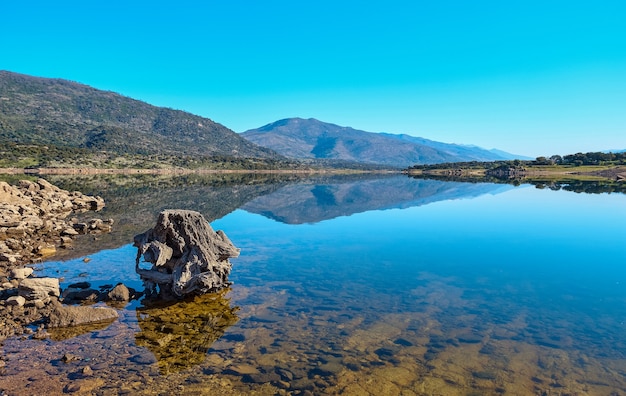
<box><xmin>107</xmin><ymin>283</ymin><xmax>130</xmax><ymax>301</ymax></box>
<box><xmin>133</xmin><ymin>210</ymin><xmax>240</xmax><ymax>297</ymax></box>
<box><xmin>47</xmin><ymin>301</ymin><xmax>119</xmax><ymax>328</ymax></box>
<box><xmin>18</xmin><ymin>277</ymin><xmax>60</xmax><ymax>300</ymax></box>
<box><xmin>10</xmin><ymin>267</ymin><xmax>34</xmax><ymax>280</ymax></box>
<box><xmin>6</xmin><ymin>295</ymin><xmax>26</xmax><ymax>307</ymax></box>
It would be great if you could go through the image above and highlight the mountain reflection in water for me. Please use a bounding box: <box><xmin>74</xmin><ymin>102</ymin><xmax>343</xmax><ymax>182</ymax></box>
<box><xmin>242</xmin><ymin>176</ymin><xmax>513</xmax><ymax>224</ymax></box>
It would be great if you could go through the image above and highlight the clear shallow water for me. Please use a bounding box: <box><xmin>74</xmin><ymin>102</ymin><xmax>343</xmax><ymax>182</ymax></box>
<box><xmin>2</xmin><ymin>176</ymin><xmax>626</xmax><ymax>395</ymax></box>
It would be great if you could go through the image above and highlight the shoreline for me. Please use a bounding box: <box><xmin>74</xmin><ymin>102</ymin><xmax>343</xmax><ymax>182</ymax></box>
<box><xmin>405</xmin><ymin>165</ymin><xmax>626</xmax><ymax>181</ymax></box>
<box><xmin>0</xmin><ymin>167</ymin><xmax>400</xmax><ymax>175</ymax></box>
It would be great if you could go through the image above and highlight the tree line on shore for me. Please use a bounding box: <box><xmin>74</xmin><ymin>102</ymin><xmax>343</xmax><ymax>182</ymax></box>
<box><xmin>407</xmin><ymin>151</ymin><xmax>626</xmax><ymax>171</ymax></box>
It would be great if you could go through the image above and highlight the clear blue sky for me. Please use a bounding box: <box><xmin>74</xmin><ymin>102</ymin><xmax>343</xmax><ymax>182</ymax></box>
<box><xmin>2</xmin><ymin>1</ymin><xmax>625</xmax><ymax>157</ymax></box>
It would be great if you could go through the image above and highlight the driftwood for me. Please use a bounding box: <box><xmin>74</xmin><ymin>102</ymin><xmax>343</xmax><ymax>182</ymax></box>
<box><xmin>133</xmin><ymin>210</ymin><xmax>240</xmax><ymax>297</ymax></box>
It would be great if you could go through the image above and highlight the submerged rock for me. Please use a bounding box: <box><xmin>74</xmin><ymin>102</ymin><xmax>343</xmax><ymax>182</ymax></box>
<box><xmin>133</xmin><ymin>210</ymin><xmax>240</xmax><ymax>298</ymax></box>
<box><xmin>47</xmin><ymin>300</ymin><xmax>118</xmax><ymax>328</ymax></box>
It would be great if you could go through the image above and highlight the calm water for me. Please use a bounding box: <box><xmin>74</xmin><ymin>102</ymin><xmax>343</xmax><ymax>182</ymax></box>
<box><xmin>2</xmin><ymin>175</ymin><xmax>626</xmax><ymax>395</ymax></box>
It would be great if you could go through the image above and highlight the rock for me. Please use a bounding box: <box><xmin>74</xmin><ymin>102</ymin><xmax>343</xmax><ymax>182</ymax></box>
<box><xmin>35</xmin><ymin>244</ymin><xmax>56</xmax><ymax>257</ymax></box>
<box><xmin>18</xmin><ymin>277</ymin><xmax>60</xmax><ymax>300</ymax></box>
<box><xmin>33</xmin><ymin>299</ymin><xmax>46</xmax><ymax>309</ymax></box>
<box><xmin>47</xmin><ymin>302</ymin><xmax>118</xmax><ymax>328</ymax></box>
<box><xmin>227</xmin><ymin>364</ymin><xmax>260</xmax><ymax>375</ymax></box>
<box><xmin>68</xmin><ymin>281</ymin><xmax>91</xmax><ymax>289</ymax></box>
<box><xmin>61</xmin><ymin>288</ymin><xmax>99</xmax><ymax>302</ymax></box>
<box><xmin>107</xmin><ymin>283</ymin><xmax>130</xmax><ymax>302</ymax></box>
<box><xmin>277</xmin><ymin>368</ymin><xmax>294</xmax><ymax>381</ymax></box>
<box><xmin>10</xmin><ymin>267</ymin><xmax>34</xmax><ymax>280</ymax></box>
<box><xmin>6</xmin><ymin>295</ymin><xmax>26</xmax><ymax>307</ymax></box>
<box><xmin>0</xmin><ymin>253</ymin><xmax>19</xmax><ymax>263</ymax></box>
<box><xmin>32</xmin><ymin>328</ymin><xmax>49</xmax><ymax>340</ymax></box>
<box><xmin>61</xmin><ymin>353</ymin><xmax>80</xmax><ymax>363</ymax></box>
<box><xmin>133</xmin><ymin>210</ymin><xmax>240</xmax><ymax>297</ymax></box>
<box><xmin>62</xmin><ymin>227</ymin><xmax>79</xmax><ymax>236</ymax></box>
<box><xmin>63</xmin><ymin>378</ymin><xmax>105</xmax><ymax>395</ymax></box>
<box><xmin>72</xmin><ymin>223</ymin><xmax>88</xmax><ymax>233</ymax></box>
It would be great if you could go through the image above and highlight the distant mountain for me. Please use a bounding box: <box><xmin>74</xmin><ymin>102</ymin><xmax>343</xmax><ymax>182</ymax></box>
<box><xmin>379</xmin><ymin>133</ymin><xmax>530</xmax><ymax>161</ymax></box>
<box><xmin>241</xmin><ymin>118</ymin><xmax>524</xmax><ymax>167</ymax></box>
<box><xmin>488</xmin><ymin>148</ymin><xmax>532</xmax><ymax>160</ymax></box>
<box><xmin>0</xmin><ymin>71</ymin><xmax>279</xmax><ymax>159</ymax></box>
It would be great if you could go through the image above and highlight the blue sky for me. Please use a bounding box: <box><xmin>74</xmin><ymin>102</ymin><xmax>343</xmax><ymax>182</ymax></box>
<box><xmin>2</xmin><ymin>1</ymin><xmax>625</xmax><ymax>157</ymax></box>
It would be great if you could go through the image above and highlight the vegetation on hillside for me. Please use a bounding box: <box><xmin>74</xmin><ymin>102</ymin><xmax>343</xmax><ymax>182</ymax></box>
<box><xmin>0</xmin><ymin>142</ymin><xmax>303</xmax><ymax>170</ymax></box>
<box><xmin>0</xmin><ymin>72</ymin><xmax>401</xmax><ymax>171</ymax></box>
<box><xmin>0</xmin><ymin>71</ymin><xmax>279</xmax><ymax>163</ymax></box>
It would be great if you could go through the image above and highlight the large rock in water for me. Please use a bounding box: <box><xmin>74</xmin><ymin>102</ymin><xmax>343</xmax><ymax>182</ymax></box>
<box><xmin>133</xmin><ymin>210</ymin><xmax>240</xmax><ymax>297</ymax></box>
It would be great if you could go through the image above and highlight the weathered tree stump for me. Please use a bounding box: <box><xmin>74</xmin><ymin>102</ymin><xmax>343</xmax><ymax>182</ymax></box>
<box><xmin>133</xmin><ymin>210</ymin><xmax>240</xmax><ymax>297</ymax></box>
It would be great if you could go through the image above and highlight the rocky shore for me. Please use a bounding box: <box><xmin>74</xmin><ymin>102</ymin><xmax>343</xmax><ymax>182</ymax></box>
<box><xmin>0</xmin><ymin>273</ymin><xmax>139</xmax><ymax>342</ymax></box>
<box><xmin>0</xmin><ymin>180</ymin><xmax>239</xmax><ymax>349</ymax></box>
<box><xmin>0</xmin><ymin>178</ymin><xmax>110</xmax><ymax>271</ymax></box>
<box><xmin>0</xmin><ymin>178</ymin><xmax>130</xmax><ymax>344</ymax></box>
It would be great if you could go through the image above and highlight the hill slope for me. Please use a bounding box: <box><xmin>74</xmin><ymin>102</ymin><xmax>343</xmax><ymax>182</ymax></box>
<box><xmin>241</xmin><ymin>118</ymin><xmax>522</xmax><ymax>167</ymax></box>
<box><xmin>0</xmin><ymin>71</ymin><xmax>278</xmax><ymax>159</ymax></box>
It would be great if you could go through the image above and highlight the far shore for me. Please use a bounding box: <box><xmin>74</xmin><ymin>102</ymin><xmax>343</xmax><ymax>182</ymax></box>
<box><xmin>0</xmin><ymin>167</ymin><xmax>400</xmax><ymax>175</ymax></box>
<box><xmin>405</xmin><ymin>165</ymin><xmax>626</xmax><ymax>181</ymax></box>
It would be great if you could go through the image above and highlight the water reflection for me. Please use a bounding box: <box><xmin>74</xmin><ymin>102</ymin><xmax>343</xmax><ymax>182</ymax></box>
<box><xmin>242</xmin><ymin>176</ymin><xmax>511</xmax><ymax>224</ymax></box>
<box><xmin>40</xmin><ymin>173</ymin><xmax>307</xmax><ymax>260</ymax></box>
<box><xmin>47</xmin><ymin>318</ymin><xmax>118</xmax><ymax>342</ymax></box>
<box><xmin>135</xmin><ymin>289</ymin><xmax>239</xmax><ymax>374</ymax></box>
<box><xmin>409</xmin><ymin>173</ymin><xmax>626</xmax><ymax>194</ymax></box>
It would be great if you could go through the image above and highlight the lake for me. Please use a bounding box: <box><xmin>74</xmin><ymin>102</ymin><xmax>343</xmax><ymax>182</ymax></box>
<box><xmin>1</xmin><ymin>174</ymin><xmax>625</xmax><ymax>395</ymax></box>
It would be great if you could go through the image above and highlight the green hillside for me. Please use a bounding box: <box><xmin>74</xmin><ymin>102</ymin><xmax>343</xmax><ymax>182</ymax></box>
<box><xmin>0</xmin><ymin>71</ymin><xmax>280</xmax><ymax>164</ymax></box>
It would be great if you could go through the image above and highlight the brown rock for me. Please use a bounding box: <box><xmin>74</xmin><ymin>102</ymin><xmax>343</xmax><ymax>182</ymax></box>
<box><xmin>47</xmin><ymin>303</ymin><xmax>118</xmax><ymax>328</ymax></box>
<box><xmin>107</xmin><ymin>283</ymin><xmax>130</xmax><ymax>302</ymax></box>
<box><xmin>63</xmin><ymin>378</ymin><xmax>105</xmax><ymax>393</ymax></box>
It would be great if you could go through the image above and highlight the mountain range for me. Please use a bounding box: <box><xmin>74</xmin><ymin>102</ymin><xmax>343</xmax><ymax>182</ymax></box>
<box><xmin>1</xmin><ymin>70</ymin><xmax>531</xmax><ymax>168</ymax></box>
<box><xmin>242</xmin><ymin>118</ymin><xmax>526</xmax><ymax>168</ymax></box>
<box><xmin>0</xmin><ymin>71</ymin><xmax>277</xmax><ymax>159</ymax></box>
